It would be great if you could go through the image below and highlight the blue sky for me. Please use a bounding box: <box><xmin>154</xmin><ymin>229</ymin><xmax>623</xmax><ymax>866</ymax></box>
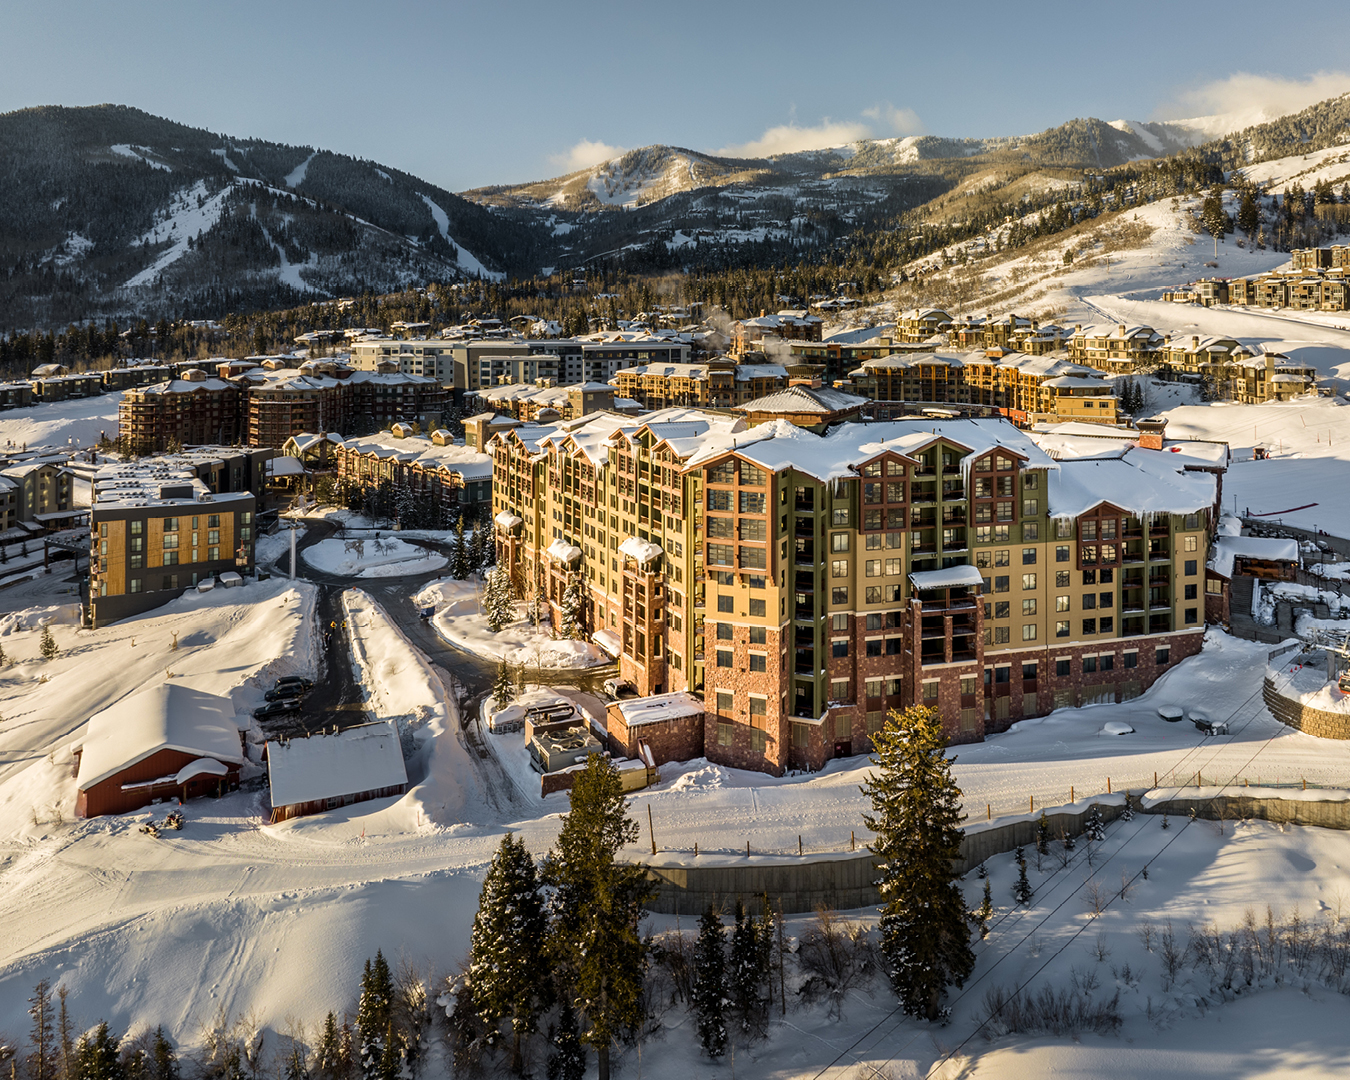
<box><xmin>3</xmin><ymin>0</ymin><xmax>1350</xmax><ymax>191</ymax></box>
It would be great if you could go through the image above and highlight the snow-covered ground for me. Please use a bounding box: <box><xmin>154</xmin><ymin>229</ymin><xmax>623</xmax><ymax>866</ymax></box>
<box><xmin>301</xmin><ymin>536</ymin><xmax>447</xmax><ymax>578</ymax></box>
<box><xmin>415</xmin><ymin>579</ymin><xmax>607</xmax><ymax>668</ymax></box>
<box><xmin>0</xmin><ymin>391</ymin><xmax>122</xmax><ymax>451</ymax></box>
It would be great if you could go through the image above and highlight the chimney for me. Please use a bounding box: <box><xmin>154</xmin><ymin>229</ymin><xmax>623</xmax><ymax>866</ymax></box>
<box><xmin>1118</xmin><ymin>324</ymin><xmax>1126</xmax><ymax>335</ymax></box>
<box><xmin>1191</xmin><ymin>336</ymin><xmax>1199</xmax><ymax>350</ymax></box>
<box><xmin>1136</xmin><ymin>417</ymin><xmax>1167</xmax><ymax>451</ymax></box>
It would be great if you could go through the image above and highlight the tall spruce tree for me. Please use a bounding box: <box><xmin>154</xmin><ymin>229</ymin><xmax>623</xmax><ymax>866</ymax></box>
<box><xmin>40</xmin><ymin>624</ymin><xmax>59</xmax><ymax>661</ymax></box>
<box><xmin>452</xmin><ymin>517</ymin><xmax>470</xmax><ymax>579</ymax></box>
<box><xmin>483</xmin><ymin>566</ymin><xmax>516</xmax><ymax>632</ymax></box>
<box><xmin>544</xmin><ymin>1000</ymin><xmax>584</xmax><ymax>1080</ymax></box>
<box><xmin>862</xmin><ymin>705</ymin><xmax>975</xmax><ymax>1021</ymax></box>
<box><xmin>692</xmin><ymin>906</ymin><xmax>728</xmax><ymax>1058</ymax></box>
<box><xmin>728</xmin><ymin>900</ymin><xmax>768</xmax><ymax>1036</ymax></box>
<box><xmin>491</xmin><ymin>660</ymin><xmax>514</xmax><ymax>711</ymax></box>
<box><xmin>356</xmin><ymin>952</ymin><xmax>393</xmax><ymax>1080</ymax></box>
<box><xmin>556</xmin><ymin>574</ymin><xmax>586</xmax><ymax>641</ymax></box>
<box><xmin>543</xmin><ymin>755</ymin><xmax>653</xmax><ymax>1080</ymax></box>
<box><xmin>148</xmin><ymin>1029</ymin><xmax>178</xmax><ymax>1080</ymax></box>
<box><xmin>74</xmin><ymin>1022</ymin><xmax>122</xmax><ymax>1080</ymax></box>
<box><xmin>469</xmin><ymin>832</ymin><xmax>550</xmax><ymax>1075</ymax></box>
<box><xmin>314</xmin><ymin>1016</ymin><xmax>339</xmax><ymax>1080</ymax></box>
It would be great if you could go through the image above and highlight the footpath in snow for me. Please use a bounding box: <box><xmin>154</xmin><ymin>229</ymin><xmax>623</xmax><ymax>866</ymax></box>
<box><xmin>301</xmin><ymin>535</ymin><xmax>447</xmax><ymax>578</ymax></box>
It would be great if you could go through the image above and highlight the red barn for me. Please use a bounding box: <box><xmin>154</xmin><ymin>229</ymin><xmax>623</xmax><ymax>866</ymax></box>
<box><xmin>74</xmin><ymin>683</ymin><xmax>245</xmax><ymax>818</ymax></box>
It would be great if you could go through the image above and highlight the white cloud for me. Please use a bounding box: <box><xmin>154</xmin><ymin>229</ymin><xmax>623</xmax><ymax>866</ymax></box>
<box><xmin>712</xmin><ymin>119</ymin><xmax>873</xmax><ymax>159</ymax></box>
<box><xmin>549</xmin><ymin>139</ymin><xmax>625</xmax><ymax>173</ymax></box>
<box><xmin>1156</xmin><ymin>70</ymin><xmax>1350</xmax><ymax>127</ymax></box>
<box><xmin>862</xmin><ymin>103</ymin><xmax>926</xmax><ymax>137</ymax></box>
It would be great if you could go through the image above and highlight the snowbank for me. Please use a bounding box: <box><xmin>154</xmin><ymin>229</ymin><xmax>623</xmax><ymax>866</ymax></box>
<box><xmin>301</xmin><ymin>536</ymin><xmax>446</xmax><ymax>578</ymax></box>
<box><xmin>415</xmin><ymin>580</ymin><xmax>607</xmax><ymax>669</ymax></box>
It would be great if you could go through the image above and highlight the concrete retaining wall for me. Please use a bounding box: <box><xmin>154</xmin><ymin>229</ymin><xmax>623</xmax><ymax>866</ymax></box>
<box><xmin>1142</xmin><ymin>793</ymin><xmax>1350</xmax><ymax>829</ymax></box>
<box><xmin>642</xmin><ymin>799</ymin><xmax>1127</xmax><ymax>915</ymax></box>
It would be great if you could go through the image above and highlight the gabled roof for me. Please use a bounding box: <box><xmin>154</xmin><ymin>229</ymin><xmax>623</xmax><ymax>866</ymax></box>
<box><xmin>77</xmin><ymin>684</ymin><xmax>244</xmax><ymax>791</ymax></box>
<box><xmin>737</xmin><ymin>385</ymin><xmax>867</xmax><ymax>415</ymax></box>
<box><xmin>266</xmin><ymin>721</ymin><xmax>407</xmax><ymax>808</ymax></box>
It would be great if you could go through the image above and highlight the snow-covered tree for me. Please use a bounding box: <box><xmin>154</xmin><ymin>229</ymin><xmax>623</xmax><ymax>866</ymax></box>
<box><xmin>356</xmin><ymin>951</ymin><xmax>393</xmax><ymax>1080</ymax></box>
<box><xmin>542</xmin><ymin>756</ymin><xmax>653</xmax><ymax>1080</ymax></box>
<box><xmin>544</xmin><ymin>1000</ymin><xmax>584</xmax><ymax>1080</ymax></box>
<box><xmin>692</xmin><ymin>906</ymin><xmax>727</xmax><ymax>1058</ymax></box>
<box><xmin>29</xmin><ymin>979</ymin><xmax>56</xmax><ymax>1080</ymax></box>
<box><xmin>452</xmin><ymin>517</ymin><xmax>470</xmax><ymax>580</ymax></box>
<box><xmin>148</xmin><ymin>1027</ymin><xmax>180</xmax><ymax>1080</ymax></box>
<box><xmin>483</xmin><ymin>567</ymin><xmax>516</xmax><ymax>633</ymax></box>
<box><xmin>313</xmin><ymin>1015</ymin><xmax>339</xmax><ymax>1080</ymax></box>
<box><xmin>728</xmin><ymin>900</ymin><xmax>769</xmax><ymax>1037</ymax></box>
<box><xmin>491</xmin><ymin>661</ymin><xmax>514</xmax><ymax>712</ymax></box>
<box><xmin>74</xmin><ymin>1022</ymin><xmax>122</xmax><ymax>1080</ymax></box>
<box><xmin>1084</xmin><ymin>804</ymin><xmax>1106</xmax><ymax>843</ymax></box>
<box><xmin>556</xmin><ymin>574</ymin><xmax>587</xmax><ymax>641</ymax></box>
<box><xmin>971</xmin><ymin>879</ymin><xmax>994</xmax><ymax>940</ymax></box>
<box><xmin>862</xmin><ymin>706</ymin><xmax>975</xmax><ymax>1021</ymax></box>
<box><xmin>469</xmin><ymin>833</ymin><xmax>550</xmax><ymax>1074</ymax></box>
<box><xmin>1012</xmin><ymin>847</ymin><xmax>1033</xmax><ymax>905</ymax></box>
<box><xmin>40</xmin><ymin>624</ymin><xmax>58</xmax><ymax>661</ymax></box>
<box><xmin>1035</xmin><ymin>812</ymin><xmax>1050</xmax><ymax>856</ymax></box>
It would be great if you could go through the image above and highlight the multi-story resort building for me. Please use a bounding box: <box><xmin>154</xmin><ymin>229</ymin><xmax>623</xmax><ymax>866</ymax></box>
<box><xmin>611</xmin><ymin>358</ymin><xmax>789</xmax><ymax>410</ymax></box>
<box><xmin>335</xmin><ymin>427</ymin><xmax>495</xmax><ymax>514</ymax></box>
<box><xmin>492</xmin><ymin>407</ymin><xmax>1225</xmax><ymax>775</ymax></box>
<box><xmin>88</xmin><ymin>460</ymin><xmax>256</xmax><ymax>627</ymax></box>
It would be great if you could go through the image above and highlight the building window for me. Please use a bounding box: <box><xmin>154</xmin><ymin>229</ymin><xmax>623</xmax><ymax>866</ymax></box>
<box><xmin>750</xmin><ymin>653</ymin><xmax>768</xmax><ymax>671</ymax></box>
<box><xmin>717</xmin><ymin>722</ymin><xmax>734</xmax><ymax>747</ymax></box>
<box><xmin>208</xmin><ymin>547</ymin><xmax>219</xmax><ymax>561</ymax></box>
<box><xmin>994</xmin><ymin>601</ymin><xmax>1010</xmax><ymax>619</ymax></box>
<box><xmin>1185</xmin><ymin>560</ymin><xmax>1197</xmax><ymax>576</ymax></box>
<box><xmin>831</xmin><ymin>613</ymin><xmax>848</xmax><ymax>631</ymax></box>
<box><xmin>716</xmin><ymin>649</ymin><xmax>733</xmax><ymax>667</ymax></box>
<box><xmin>1083</xmin><ymin>618</ymin><xmax>1097</xmax><ymax>634</ymax></box>
<box><xmin>832</xmin><ymin>559</ymin><xmax>849</xmax><ymax>578</ymax></box>
<box><xmin>1184</xmin><ymin>584</ymin><xmax>1198</xmax><ymax>600</ymax></box>
<box><xmin>749</xmin><ymin>598</ymin><xmax>766</xmax><ymax>617</ymax></box>
<box><xmin>1056</xmin><ymin>620</ymin><xmax>1070</xmax><ymax>637</ymax></box>
<box><xmin>865</xmin><ymin>586</ymin><xmax>883</xmax><ymax>604</ymax></box>
<box><xmin>129</xmin><ymin>578</ymin><xmax>142</xmax><ymax>593</ymax></box>
<box><xmin>831</xmin><ymin>533</ymin><xmax>849</xmax><ymax>552</ymax></box>
<box><xmin>832</xmin><ymin>587</ymin><xmax>848</xmax><ymax>604</ymax></box>
<box><xmin>163</xmin><ymin>534</ymin><xmax>179</xmax><ymax>550</ymax></box>
<box><xmin>1100</xmin><ymin>617</ymin><xmax>1114</xmax><ymax>633</ymax></box>
<box><xmin>1023</xmin><ymin>499</ymin><xmax>1038</xmax><ymax>517</ymax></box>
<box><xmin>1156</xmin><ymin>647</ymin><xmax>1170</xmax><ymax>666</ymax></box>
<box><xmin>1018</xmin><ymin>623</ymin><xmax>1034</xmax><ymax>641</ymax></box>
<box><xmin>922</xmin><ymin>681</ymin><xmax>939</xmax><ymax>701</ymax></box>
<box><xmin>1023</xmin><ymin>522</ymin><xmax>1039</xmax><ymax>541</ymax></box>
<box><xmin>791</xmin><ymin>724</ymin><xmax>810</xmax><ymax>749</ymax></box>
<box><xmin>1124</xmin><ymin>651</ymin><xmax>1138</xmax><ymax>668</ymax></box>
<box><xmin>163</xmin><ymin>551</ymin><xmax>179</xmax><ymax>566</ymax></box>
<box><xmin>1056</xmin><ymin>545</ymin><xmax>1070</xmax><ymax>562</ymax></box>
<box><xmin>1022</xmin><ymin>573</ymin><xmax>1036</xmax><ymax>590</ymax></box>
<box><xmin>865</xmin><ymin>559</ymin><xmax>881</xmax><ymax>577</ymax></box>
<box><xmin>716</xmin><ymin>623</ymin><xmax>733</xmax><ymax>640</ymax></box>
<box><xmin>1083</xmin><ymin>656</ymin><xmax>1097</xmax><ymax>673</ymax></box>
<box><xmin>130</xmin><ymin>521</ymin><xmax>142</xmax><ymax>535</ymax></box>
<box><xmin>708</xmin><ymin>543</ymin><xmax>733</xmax><ymax>566</ymax></box>
<box><xmin>1082</xmin><ymin>593</ymin><xmax>1097</xmax><ymax>610</ymax></box>
<box><xmin>993</xmin><ymin>626</ymin><xmax>1010</xmax><ymax>643</ymax></box>
<box><xmin>1184</xmin><ymin>536</ymin><xmax>1198</xmax><ymax>552</ymax></box>
<box><xmin>1022</xmin><ymin>547</ymin><xmax>1036</xmax><ymax>565</ymax></box>
<box><xmin>1056</xmin><ymin>594</ymin><xmax>1070</xmax><ymax>612</ymax></box>
<box><xmin>164</xmin><ymin>518</ymin><xmax>178</xmax><ymax>532</ymax></box>
<box><xmin>831</xmin><ymin>640</ymin><xmax>848</xmax><ymax>658</ymax></box>
<box><xmin>717</xmin><ymin>595</ymin><xmax>733</xmax><ymax>613</ymax></box>
<box><xmin>716</xmin><ymin>690</ymin><xmax>733</xmax><ymax>714</ymax></box>
<box><xmin>1185</xmin><ymin>607</ymin><xmax>1198</xmax><ymax>624</ymax></box>
<box><xmin>1055</xmin><ymin>659</ymin><xmax>1071</xmax><ymax>677</ymax></box>
<box><xmin>1022</xmin><ymin>598</ymin><xmax>1037</xmax><ymax>616</ymax></box>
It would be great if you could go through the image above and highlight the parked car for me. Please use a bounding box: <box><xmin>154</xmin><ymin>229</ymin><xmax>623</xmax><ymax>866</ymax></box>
<box><xmin>1338</xmin><ymin>671</ymin><xmax>1350</xmax><ymax>694</ymax></box>
<box><xmin>254</xmin><ymin>698</ymin><xmax>302</xmax><ymax>720</ymax></box>
<box><xmin>603</xmin><ymin>678</ymin><xmax>638</xmax><ymax>700</ymax></box>
<box><xmin>264</xmin><ymin>686</ymin><xmax>308</xmax><ymax>702</ymax></box>
<box><xmin>273</xmin><ymin>676</ymin><xmax>314</xmax><ymax>694</ymax></box>
<box><xmin>1192</xmin><ymin>714</ymin><xmax>1229</xmax><ymax>736</ymax></box>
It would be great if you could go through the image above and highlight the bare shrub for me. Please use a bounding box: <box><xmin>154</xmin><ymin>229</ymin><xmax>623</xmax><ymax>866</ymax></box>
<box><xmin>980</xmin><ymin>983</ymin><xmax>1122</xmax><ymax>1039</ymax></box>
<box><xmin>1082</xmin><ymin>878</ymin><xmax>1108</xmax><ymax>918</ymax></box>
<box><xmin>795</xmin><ymin>908</ymin><xmax>877</xmax><ymax>1020</ymax></box>
<box><xmin>1138</xmin><ymin>921</ymin><xmax>1155</xmax><ymax>953</ymax></box>
<box><xmin>1159</xmin><ymin>921</ymin><xmax>1182</xmax><ymax>990</ymax></box>
<box><xmin>652</xmin><ymin>928</ymin><xmax>695</xmax><ymax>1006</ymax></box>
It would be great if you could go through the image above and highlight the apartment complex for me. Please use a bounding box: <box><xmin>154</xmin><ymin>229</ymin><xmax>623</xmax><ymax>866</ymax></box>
<box><xmin>731</xmin><ymin>311</ymin><xmax>824</xmax><ymax>354</ymax></box>
<box><xmin>118</xmin><ymin>365</ymin><xmax>447</xmax><ymax>454</ymax></box>
<box><xmin>335</xmin><ymin>428</ymin><xmax>495</xmax><ymax>512</ymax></box>
<box><xmin>88</xmin><ymin>462</ymin><xmax>256</xmax><ymax>627</ymax></box>
<box><xmin>1229</xmin><ymin>266</ymin><xmax>1350</xmax><ymax>312</ymax></box>
<box><xmin>848</xmin><ymin>350</ymin><xmax>1119</xmax><ymax>425</ymax></box>
<box><xmin>491</xmin><ymin>410</ymin><xmax>1223</xmax><ymax>775</ymax></box>
<box><xmin>612</xmin><ymin>359</ymin><xmax>789</xmax><ymax>410</ymax></box>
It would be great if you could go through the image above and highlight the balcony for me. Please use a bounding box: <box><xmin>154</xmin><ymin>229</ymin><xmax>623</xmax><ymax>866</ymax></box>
<box><xmin>796</xmin><ymin>518</ymin><xmax>815</xmax><ymax>537</ymax></box>
<box><xmin>794</xmin><ymin>648</ymin><xmax>816</xmax><ymax>675</ymax></box>
<box><xmin>795</xmin><ymin>604</ymin><xmax>816</xmax><ymax>621</ymax></box>
<box><xmin>794</xmin><ymin>494</ymin><xmax>815</xmax><ymax>512</ymax></box>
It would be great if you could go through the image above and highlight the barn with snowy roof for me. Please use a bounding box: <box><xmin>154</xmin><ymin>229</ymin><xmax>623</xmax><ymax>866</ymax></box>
<box><xmin>73</xmin><ymin>683</ymin><xmax>245</xmax><ymax>818</ymax></box>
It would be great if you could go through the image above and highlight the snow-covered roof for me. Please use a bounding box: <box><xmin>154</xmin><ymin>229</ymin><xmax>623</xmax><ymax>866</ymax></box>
<box><xmin>1047</xmin><ymin>447</ymin><xmax>1218</xmax><ymax>521</ymax></box>
<box><xmin>909</xmin><ymin>565</ymin><xmax>985</xmax><ymax>590</ymax></box>
<box><xmin>738</xmin><ymin>385</ymin><xmax>867</xmax><ymax>415</ymax></box>
<box><xmin>852</xmin><ymin>352</ymin><xmax>966</xmax><ymax>373</ymax></box>
<box><xmin>494</xmin><ymin>510</ymin><xmax>523</xmax><ymax>529</ymax></box>
<box><xmin>266</xmin><ymin>721</ymin><xmax>407</xmax><ymax>808</ymax></box>
<box><xmin>340</xmin><ymin>434</ymin><xmax>493</xmax><ymax>482</ymax></box>
<box><xmin>591</xmin><ymin>628</ymin><xmax>621</xmax><ymax>658</ymax></box>
<box><xmin>267</xmin><ymin>456</ymin><xmax>306</xmax><ymax>477</ymax></box>
<box><xmin>1209</xmin><ymin>535</ymin><xmax>1301</xmax><ymax>579</ymax></box>
<box><xmin>77</xmin><ymin>684</ymin><xmax>244</xmax><ymax>791</ymax></box>
<box><xmin>615</xmin><ymin>692</ymin><xmax>705</xmax><ymax>727</ymax></box>
<box><xmin>547</xmin><ymin>539</ymin><xmax>582</xmax><ymax>564</ymax></box>
<box><xmin>1041</xmin><ymin>375</ymin><xmax>1113</xmax><ymax>390</ymax></box>
<box><xmin>619</xmin><ymin>537</ymin><xmax>663</xmax><ymax>564</ymax></box>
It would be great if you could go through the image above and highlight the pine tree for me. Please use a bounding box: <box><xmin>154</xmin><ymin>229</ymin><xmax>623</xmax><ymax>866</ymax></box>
<box><xmin>29</xmin><ymin>979</ymin><xmax>57</xmax><ymax>1080</ymax></box>
<box><xmin>542</xmin><ymin>755</ymin><xmax>654</xmax><ymax>1080</ymax></box>
<box><xmin>483</xmin><ymin>566</ymin><xmax>516</xmax><ymax>633</ymax></box>
<box><xmin>452</xmin><ymin>517</ymin><xmax>470</xmax><ymax>580</ymax></box>
<box><xmin>40</xmin><ymin>624</ymin><xmax>59</xmax><ymax>661</ymax></box>
<box><xmin>491</xmin><ymin>660</ymin><xmax>514</xmax><ymax>711</ymax></box>
<box><xmin>728</xmin><ymin>900</ymin><xmax>768</xmax><ymax>1036</ymax></box>
<box><xmin>1121</xmin><ymin>797</ymin><xmax>1135</xmax><ymax>822</ymax></box>
<box><xmin>972</xmin><ymin>879</ymin><xmax>994</xmax><ymax>940</ymax></box>
<box><xmin>282</xmin><ymin>1038</ymin><xmax>308</xmax><ymax>1080</ymax></box>
<box><xmin>314</xmin><ymin>1016</ymin><xmax>338</xmax><ymax>1080</ymax></box>
<box><xmin>544</xmin><ymin>1000</ymin><xmax>584</xmax><ymax>1080</ymax></box>
<box><xmin>556</xmin><ymin>574</ymin><xmax>586</xmax><ymax>641</ymax></box>
<box><xmin>862</xmin><ymin>705</ymin><xmax>975</xmax><ymax>1022</ymax></box>
<box><xmin>375</xmin><ymin>1025</ymin><xmax>399</xmax><ymax>1080</ymax></box>
<box><xmin>356</xmin><ymin>952</ymin><xmax>393</xmax><ymax>1080</ymax></box>
<box><xmin>470</xmin><ymin>833</ymin><xmax>550</xmax><ymax>1075</ymax></box>
<box><xmin>56</xmin><ymin>985</ymin><xmax>74</xmax><ymax>1080</ymax></box>
<box><xmin>74</xmin><ymin>1022</ymin><xmax>123</xmax><ymax>1080</ymax></box>
<box><xmin>692</xmin><ymin>906</ymin><xmax>728</xmax><ymax>1058</ymax></box>
<box><xmin>1035</xmin><ymin>812</ymin><xmax>1050</xmax><ymax>856</ymax></box>
<box><xmin>1084</xmin><ymin>805</ymin><xmax>1106</xmax><ymax>843</ymax></box>
<box><xmin>148</xmin><ymin>1029</ymin><xmax>178</xmax><ymax>1080</ymax></box>
<box><xmin>1012</xmin><ymin>847</ymin><xmax>1033</xmax><ymax>905</ymax></box>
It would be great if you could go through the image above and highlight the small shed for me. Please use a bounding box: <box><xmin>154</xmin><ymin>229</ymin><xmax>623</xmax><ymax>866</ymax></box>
<box><xmin>265</xmin><ymin>721</ymin><xmax>408</xmax><ymax>823</ymax></box>
<box><xmin>74</xmin><ymin>684</ymin><xmax>245</xmax><ymax>818</ymax></box>
<box><xmin>606</xmin><ymin>691</ymin><xmax>705</xmax><ymax>765</ymax></box>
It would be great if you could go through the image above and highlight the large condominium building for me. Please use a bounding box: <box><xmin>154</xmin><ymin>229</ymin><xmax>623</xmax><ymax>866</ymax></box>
<box><xmin>1067</xmin><ymin>324</ymin><xmax>1164</xmax><ymax>372</ymax></box>
<box><xmin>335</xmin><ymin>427</ymin><xmax>495</xmax><ymax>513</ymax></box>
<box><xmin>492</xmin><ymin>411</ymin><xmax>1225</xmax><ymax>775</ymax></box>
<box><xmin>119</xmin><ymin>371</ymin><xmax>243</xmax><ymax>454</ymax></box>
<box><xmin>612</xmin><ymin>360</ymin><xmax>789</xmax><ymax>410</ymax></box>
<box><xmin>88</xmin><ymin>462</ymin><xmax>256</xmax><ymax>627</ymax></box>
